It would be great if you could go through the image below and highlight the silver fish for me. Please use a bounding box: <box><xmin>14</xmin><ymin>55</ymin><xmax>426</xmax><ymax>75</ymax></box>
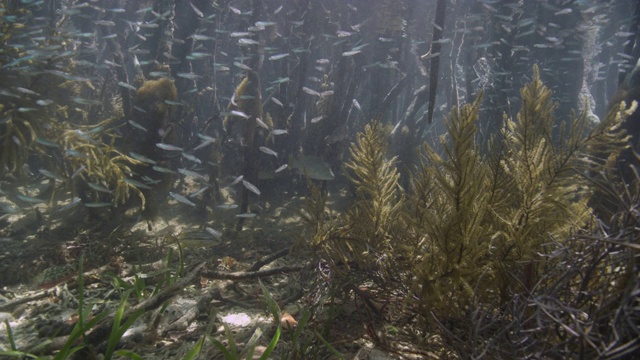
<box><xmin>216</xmin><ymin>204</ymin><xmax>238</xmax><ymax>209</ymax></box>
<box><xmin>38</xmin><ymin>169</ymin><xmax>65</xmax><ymax>181</ymax></box>
<box><xmin>242</xmin><ymin>179</ymin><xmax>261</xmax><ymax>195</ymax></box>
<box><xmin>169</xmin><ymin>192</ymin><xmax>196</xmax><ymax>207</ymax></box>
<box><xmin>129</xmin><ymin>152</ymin><xmax>156</xmax><ymax>164</ymax></box>
<box><xmin>84</xmin><ymin>202</ymin><xmax>112</xmax><ymax>208</ymax></box>
<box><xmin>268</xmin><ymin>53</ymin><xmax>289</xmax><ymax>61</ymax></box>
<box><xmin>181</xmin><ymin>152</ymin><xmax>202</xmax><ymax>164</ymax></box>
<box><xmin>58</xmin><ymin>197</ymin><xmax>81</xmax><ymax>212</ymax></box>
<box><xmin>272</xmin><ymin>129</ymin><xmax>288</xmax><ymax>135</ymax></box>
<box><xmin>275</xmin><ymin>164</ymin><xmax>288</xmax><ymax>173</ymax></box>
<box><xmin>302</xmin><ymin>87</ymin><xmax>321</xmax><ymax>96</ymax></box>
<box><xmin>128</xmin><ymin>120</ymin><xmax>147</xmax><ymax>132</ymax></box>
<box><xmin>230</xmin><ymin>110</ymin><xmax>250</xmax><ymax>119</ymax></box>
<box><xmin>88</xmin><ymin>182</ymin><xmax>112</xmax><ymax>194</ymax></box>
<box><xmin>152</xmin><ymin>165</ymin><xmax>177</xmax><ymax>174</ymax></box>
<box><xmin>205</xmin><ymin>227</ymin><xmax>222</xmax><ymax>238</ymax></box>
<box><xmin>156</xmin><ymin>143</ymin><xmax>184</xmax><ymax>151</ymax></box>
<box><xmin>271</xmin><ymin>97</ymin><xmax>284</xmax><ymax>106</ymax></box>
<box><xmin>17</xmin><ymin>194</ymin><xmax>43</xmax><ymax>204</ymax></box>
<box><xmin>259</xmin><ymin>146</ymin><xmax>278</xmax><ymax>157</ymax></box>
<box><xmin>178</xmin><ymin>168</ymin><xmax>207</xmax><ymax>181</ymax></box>
<box><xmin>193</xmin><ymin>139</ymin><xmax>215</xmax><ymax>151</ymax></box>
<box><xmin>235</xmin><ymin>213</ymin><xmax>256</xmax><ymax>218</ymax></box>
<box><xmin>124</xmin><ymin>178</ymin><xmax>152</xmax><ymax>190</ymax></box>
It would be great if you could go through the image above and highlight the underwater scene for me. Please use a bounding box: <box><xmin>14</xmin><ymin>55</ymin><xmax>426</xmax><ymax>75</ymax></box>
<box><xmin>1</xmin><ymin>0</ymin><xmax>639</xmax><ymax>358</ymax></box>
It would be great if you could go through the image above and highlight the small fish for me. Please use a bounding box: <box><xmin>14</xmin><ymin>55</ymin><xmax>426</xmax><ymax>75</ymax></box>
<box><xmin>189</xmin><ymin>185</ymin><xmax>210</xmax><ymax>198</ymax></box>
<box><xmin>16</xmin><ymin>87</ymin><xmax>38</xmax><ymax>95</ymax></box>
<box><xmin>216</xmin><ymin>203</ymin><xmax>238</xmax><ymax>209</ymax></box>
<box><xmin>84</xmin><ymin>202</ymin><xmax>112</xmax><ymax>208</ymax></box>
<box><xmin>231</xmin><ymin>175</ymin><xmax>244</xmax><ymax>185</ymax></box>
<box><xmin>71</xmin><ymin>165</ymin><xmax>86</xmax><ymax>179</ymax></box>
<box><xmin>272</xmin><ymin>129</ymin><xmax>288</xmax><ymax>135</ymax></box>
<box><xmin>164</xmin><ymin>100</ymin><xmax>184</xmax><ymax>106</ymax></box>
<box><xmin>342</xmin><ymin>50</ymin><xmax>361</xmax><ymax>57</ymax></box>
<box><xmin>190</xmin><ymin>1</ymin><xmax>204</xmax><ymax>17</ymax></box>
<box><xmin>242</xmin><ymin>179</ymin><xmax>261</xmax><ymax>195</ymax></box>
<box><xmin>65</xmin><ymin>149</ymin><xmax>88</xmax><ymax>158</ymax></box>
<box><xmin>58</xmin><ymin>197</ymin><xmax>81</xmax><ymax>212</ymax></box>
<box><xmin>74</xmin><ymin>129</ymin><xmax>99</xmax><ymax>144</ymax></box>
<box><xmin>178</xmin><ymin>168</ymin><xmax>207</xmax><ymax>180</ymax></box>
<box><xmin>156</xmin><ymin>143</ymin><xmax>184</xmax><ymax>151</ymax></box>
<box><xmin>128</xmin><ymin>120</ymin><xmax>147</xmax><ymax>132</ymax></box>
<box><xmin>118</xmin><ymin>82</ymin><xmax>137</xmax><ymax>91</ymax></box>
<box><xmin>73</xmin><ymin>97</ymin><xmax>102</xmax><ymax>106</ymax></box>
<box><xmin>193</xmin><ymin>139</ymin><xmax>215</xmax><ymax>151</ymax></box>
<box><xmin>271</xmin><ymin>97</ymin><xmax>284</xmax><ymax>107</ymax></box>
<box><xmin>39</xmin><ymin>169</ymin><xmax>65</xmax><ymax>181</ymax></box>
<box><xmin>274</xmin><ymin>5</ymin><xmax>283</xmax><ymax>14</ymax></box>
<box><xmin>316</xmin><ymin>59</ymin><xmax>330</xmax><ymax>64</ymax></box>
<box><xmin>231</xmin><ymin>110</ymin><xmax>250</xmax><ymax>119</ymax></box>
<box><xmin>133</xmin><ymin>105</ymin><xmax>147</xmax><ymax>113</ymax></box>
<box><xmin>275</xmin><ymin>164</ymin><xmax>288</xmax><ymax>173</ymax></box>
<box><xmin>321</xmin><ymin>90</ymin><xmax>334</xmax><ymax>97</ymax></box>
<box><xmin>230</xmin><ymin>32</ymin><xmax>251</xmax><ymax>38</ymax></box>
<box><xmin>142</xmin><ymin>176</ymin><xmax>162</xmax><ymax>185</ymax></box>
<box><xmin>238</xmin><ymin>38</ymin><xmax>259</xmax><ymax>46</ymax></box>
<box><xmin>88</xmin><ymin>182</ymin><xmax>112</xmax><ymax>194</ymax></box>
<box><xmin>256</xmin><ymin>117</ymin><xmax>270</xmax><ymax>130</ymax></box>
<box><xmin>190</xmin><ymin>34</ymin><xmax>216</xmax><ymax>41</ymax></box>
<box><xmin>17</xmin><ymin>194</ymin><xmax>43</xmax><ymax>204</ymax></box>
<box><xmin>95</xmin><ymin>20</ymin><xmax>116</xmax><ymax>27</ymax></box>
<box><xmin>352</xmin><ymin>99</ymin><xmax>362</xmax><ymax>111</ymax></box>
<box><xmin>36</xmin><ymin>99</ymin><xmax>54</xmax><ymax>106</ymax></box>
<box><xmin>177</xmin><ymin>72</ymin><xmax>202</xmax><ymax>80</ymax></box>
<box><xmin>124</xmin><ymin>178</ymin><xmax>152</xmax><ymax>190</ymax></box>
<box><xmin>233</xmin><ymin>62</ymin><xmax>252</xmax><ymax>71</ymax></box>
<box><xmin>269</xmin><ymin>53</ymin><xmax>289</xmax><ymax>61</ymax></box>
<box><xmin>35</xmin><ymin>138</ymin><xmax>60</xmax><ymax>148</ymax></box>
<box><xmin>205</xmin><ymin>227</ymin><xmax>222</xmax><ymax>238</ymax></box>
<box><xmin>181</xmin><ymin>152</ymin><xmax>202</xmax><ymax>164</ymax></box>
<box><xmin>169</xmin><ymin>192</ymin><xmax>196</xmax><ymax>207</ymax></box>
<box><xmin>129</xmin><ymin>152</ymin><xmax>156</xmax><ymax>165</ymax></box>
<box><xmin>271</xmin><ymin>77</ymin><xmax>290</xmax><ymax>84</ymax></box>
<box><xmin>302</xmin><ymin>87</ymin><xmax>321</xmax><ymax>96</ymax></box>
<box><xmin>152</xmin><ymin>165</ymin><xmax>177</xmax><ymax>174</ymax></box>
<box><xmin>235</xmin><ymin>212</ymin><xmax>257</xmax><ymax>218</ymax></box>
<box><xmin>229</xmin><ymin>5</ymin><xmax>241</xmax><ymax>14</ymax></box>
<box><xmin>311</xmin><ymin>116</ymin><xmax>324</xmax><ymax>123</ymax></box>
<box><xmin>259</xmin><ymin>146</ymin><xmax>278</xmax><ymax>157</ymax></box>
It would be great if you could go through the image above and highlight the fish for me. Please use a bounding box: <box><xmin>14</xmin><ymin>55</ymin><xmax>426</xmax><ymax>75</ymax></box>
<box><xmin>169</xmin><ymin>192</ymin><xmax>196</xmax><ymax>207</ymax></box>
<box><xmin>271</xmin><ymin>97</ymin><xmax>284</xmax><ymax>106</ymax></box>
<box><xmin>124</xmin><ymin>178</ymin><xmax>152</xmax><ymax>190</ymax></box>
<box><xmin>39</xmin><ymin>169</ymin><xmax>65</xmax><ymax>181</ymax></box>
<box><xmin>84</xmin><ymin>202</ymin><xmax>112</xmax><ymax>208</ymax></box>
<box><xmin>178</xmin><ymin>168</ymin><xmax>207</xmax><ymax>181</ymax></box>
<box><xmin>275</xmin><ymin>164</ymin><xmax>288</xmax><ymax>173</ymax></box>
<box><xmin>230</xmin><ymin>110</ymin><xmax>250</xmax><ymax>119</ymax></box>
<box><xmin>256</xmin><ymin>117</ymin><xmax>270</xmax><ymax>130</ymax></box>
<box><xmin>238</xmin><ymin>38</ymin><xmax>259</xmax><ymax>46</ymax></box>
<box><xmin>156</xmin><ymin>143</ymin><xmax>184</xmax><ymax>151</ymax></box>
<box><xmin>352</xmin><ymin>99</ymin><xmax>362</xmax><ymax>111</ymax></box>
<box><xmin>193</xmin><ymin>139</ymin><xmax>215</xmax><ymax>151</ymax></box>
<box><xmin>272</xmin><ymin>129</ymin><xmax>288</xmax><ymax>135</ymax></box>
<box><xmin>216</xmin><ymin>204</ymin><xmax>238</xmax><ymax>209</ymax></box>
<box><xmin>235</xmin><ymin>213</ymin><xmax>257</xmax><ymax>218</ymax></box>
<box><xmin>17</xmin><ymin>194</ymin><xmax>43</xmax><ymax>204</ymax></box>
<box><xmin>164</xmin><ymin>100</ymin><xmax>184</xmax><ymax>106</ymax></box>
<box><xmin>36</xmin><ymin>99</ymin><xmax>54</xmax><ymax>106</ymax></box>
<box><xmin>242</xmin><ymin>179</ymin><xmax>261</xmax><ymax>195</ymax></box>
<box><xmin>58</xmin><ymin>197</ymin><xmax>82</xmax><ymax>212</ymax></box>
<box><xmin>342</xmin><ymin>50</ymin><xmax>361</xmax><ymax>57</ymax></box>
<box><xmin>35</xmin><ymin>138</ymin><xmax>60</xmax><ymax>148</ymax></box>
<box><xmin>311</xmin><ymin>116</ymin><xmax>324</xmax><ymax>123</ymax></box>
<box><xmin>142</xmin><ymin>176</ymin><xmax>162</xmax><ymax>185</ymax></box>
<box><xmin>205</xmin><ymin>227</ymin><xmax>222</xmax><ymax>238</ymax></box>
<box><xmin>189</xmin><ymin>185</ymin><xmax>210</xmax><ymax>198</ymax></box>
<box><xmin>73</xmin><ymin>97</ymin><xmax>102</xmax><ymax>106</ymax></box>
<box><xmin>71</xmin><ymin>165</ymin><xmax>86</xmax><ymax>179</ymax></box>
<box><xmin>129</xmin><ymin>152</ymin><xmax>156</xmax><ymax>165</ymax></box>
<box><xmin>118</xmin><ymin>82</ymin><xmax>137</xmax><ymax>91</ymax></box>
<box><xmin>181</xmin><ymin>153</ymin><xmax>202</xmax><ymax>164</ymax></box>
<box><xmin>74</xmin><ymin>129</ymin><xmax>99</xmax><ymax>144</ymax></box>
<box><xmin>88</xmin><ymin>182</ymin><xmax>112</xmax><ymax>194</ymax></box>
<box><xmin>271</xmin><ymin>77</ymin><xmax>290</xmax><ymax>84</ymax></box>
<box><xmin>230</xmin><ymin>175</ymin><xmax>244</xmax><ymax>185</ymax></box>
<box><xmin>259</xmin><ymin>146</ymin><xmax>278</xmax><ymax>157</ymax></box>
<box><xmin>233</xmin><ymin>62</ymin><xmax>252</xmax><ymax>71</ymax></box>
<box><xmin>128</xmin><ymin>120</ymin><xmax>147</xmax><ymax>132</ymax></box>
<box><xmin>65</xmin><ymin>149</ymin><xmax>88</xmax><ymax>158</ymax></box>
<box><xmin>152</xmin><ymin>165</ymin><xmax>177</xmax><ymax>174</ymax></box>
<box><xmin>268</xmin><ymin>53</ymin><xmax>289</xmax><ymax>61</ymax></box>
<box><xmin>230</xmin><ymin>32</ymin><xmax>251</xmax><ymax>38</ymax></box>
<box><xmin>190</xmin><ymin>1</ymin><xmax>204</xmax><ymax>17</ymax></box>
<box><xmin>177</xmin><ymin>72</ymin><xmax>202</xmax><ymax>80</ymax></box>
<box><xmin>302</xmin><ymin>87</ymin><xmax>321</xmax><ymax>96</ymax></box>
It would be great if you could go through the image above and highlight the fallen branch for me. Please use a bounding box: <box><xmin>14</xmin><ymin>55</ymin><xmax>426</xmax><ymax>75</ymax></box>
<box><xmin>247</xmin><ymin>246</ymin><xmax>291</xmax><ymax>271</ymax></box>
